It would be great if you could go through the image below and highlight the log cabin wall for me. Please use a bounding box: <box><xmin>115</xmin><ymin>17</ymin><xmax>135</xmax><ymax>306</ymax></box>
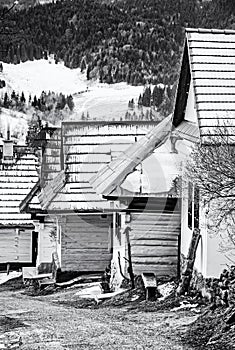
<box><xmin>0</xmin><ymin>228</ymin><xmax>33</xmax><ymax>264</ymax></box>
<box><xmin>129</xmin><ymin>211</ymin><xmax>181</xmax><ymax>279</ymax></box>
<box><xmin>60</xmin><ymin>214</ymin><xmax>112</xmax><ymax>272</ymax></box>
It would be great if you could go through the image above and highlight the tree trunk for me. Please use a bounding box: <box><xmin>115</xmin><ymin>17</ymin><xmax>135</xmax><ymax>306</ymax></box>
<box><xmin>178</xmin><ymin>228</ymin><xmax>201</xmax><ymax>295</ymax></box>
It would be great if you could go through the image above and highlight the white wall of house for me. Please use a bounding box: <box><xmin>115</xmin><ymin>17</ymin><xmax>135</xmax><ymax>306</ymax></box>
<box><xmin>34</xmin><ymin>216</ymin><xmax>56</xmax><ymax>268</ymax></box>
<box><xmin>110</xmin><ymin>212</ymin><xmax>127</xmax><ymax>289</ymax></box>
<box><xmin>184</xmin><ymin>81</ymin><xmax>198</xmax><ymax>124</ymax></box>
<box><xmin>56</xmin><ymin>216</ymin><xmax>62</xmax><ymax>265</ymax></box>
<box><xmin>180</xmin><ymin>179</ymin><xmax>206</xmax><ymax>275</ymax></box>
<box><xmin>180</xmin><ymin>179</ymin><xmax>230</xmax><ymax>278</ymax></box>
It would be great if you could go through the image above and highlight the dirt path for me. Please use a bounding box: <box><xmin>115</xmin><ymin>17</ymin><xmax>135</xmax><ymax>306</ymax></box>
<box><xmin>0</xmin><ymin>290</ymin><xmax>197</xmax><ymax>349</ymax></box>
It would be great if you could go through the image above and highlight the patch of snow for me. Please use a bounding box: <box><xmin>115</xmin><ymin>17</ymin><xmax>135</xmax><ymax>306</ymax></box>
<box><xmin>171</xmin><ymin>301</ymin><xmax>198</xmax><ymax>312</ymax></box>
<box><xmin>75</xmin><ymin>284</ymin><xmax>126</xmax><ymax>301</ymax></box>
<box><xmin>0</xmin><ymin>59</ymin><xmax>144</xmax><ymax>121</ymax></box>
<box><xmin>0</xmin><ymin>271</ymin><xmax>22</xmax><ymax>285</ymax></box>
<box><xmin>74</xmin><ymin>82</ymin><xmax>143</xmax><ymax>120</ymax></box>
<box><xmin>158</xmin><ymin>281</ymin><xmax>176</xmax><ymax>301</ymax></box>
<box><xmin>1</xmin><ymin>60</ymin><xmax>87</xmax><ymax>97</ymax></box>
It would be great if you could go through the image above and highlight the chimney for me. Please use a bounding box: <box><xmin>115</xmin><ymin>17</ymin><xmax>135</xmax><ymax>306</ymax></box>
<box><xmin>2</xmin><ymin>126</ymin><xmax>14</xmax><ymax>164</ymax></box>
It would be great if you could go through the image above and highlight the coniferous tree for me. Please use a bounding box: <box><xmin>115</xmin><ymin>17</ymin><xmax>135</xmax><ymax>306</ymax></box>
<box><xmin>142</xmin><ymin>87</ymin><xmax>151</xmax><ymax>107</ymax></box>
<box><xmin>66</xmin><ymin>95</ymin><xmax>74</xmax><ymax>111</ymax></box>
<box><xmin>20</xmin><ymin>44</ymin><xmax>28</xmax><ymax>62</ymax></box>
<box><xmin>3</xmin><ymin>92</ymin><xmax>9</xmax><ymax>108</ymax></box>
<box><xmin>20</xmin><ymin>92</ymin><xmax>26</xmax><ymax>104</ymax></box>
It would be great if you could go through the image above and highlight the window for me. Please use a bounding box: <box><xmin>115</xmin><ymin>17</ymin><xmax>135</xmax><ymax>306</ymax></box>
<box><xmin>194</xmin><ymin>186</ymin><xmax>200</xmax><ymax>229</ymax></box>
<box><xmin>188</xmin><ymin>183</ymin><xmax>200</xmax><ymax>230</ymax></box>
<box><xmin>188</xmin><ymin>182</ymin><xmax>193</xmax><ymax>229</ymax></box>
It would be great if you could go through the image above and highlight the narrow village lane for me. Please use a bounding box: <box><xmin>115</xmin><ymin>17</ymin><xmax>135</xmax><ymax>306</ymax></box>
<box><xmin>0</xmin><ymin>290</ymin><xmax>197</xmax><ymax>349</ymax></box>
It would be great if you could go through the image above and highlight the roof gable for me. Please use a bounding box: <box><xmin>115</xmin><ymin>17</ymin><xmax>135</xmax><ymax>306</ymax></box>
<box><xmin>39</xmin><ymin>120</ymin><xmax>160</xmax><ymax>211</ymax></box>
<box><xmin>173</xmin><ymin>28</ymin><xmax>235</xmax><ymax>142</ymax></box>
<box><xmin>90</xmin><ymin>116</ymin><xmax>172</xmax><ymax>197</ymax></box>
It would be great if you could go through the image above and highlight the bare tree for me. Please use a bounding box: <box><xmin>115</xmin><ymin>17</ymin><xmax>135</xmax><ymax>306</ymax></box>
<box><xmin>186</xmin><ymin>126</ymin><xmax>235</xmax><ymax>260</ymax></box>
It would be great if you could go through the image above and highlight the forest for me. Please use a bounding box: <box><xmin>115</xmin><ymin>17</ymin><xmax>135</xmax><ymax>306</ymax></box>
<box><xmin>0</xmin><ymin>0</ymin><xmax>234</xmax><ymax>117</ymax></box>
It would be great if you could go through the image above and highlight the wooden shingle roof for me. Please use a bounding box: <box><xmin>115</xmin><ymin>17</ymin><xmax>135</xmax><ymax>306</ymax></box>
<box><xmin>39</xmin><ymin>121</ymin><xmax>159</xmax><ymax>211</ymax></box>
<box><xmin>90</xmin><ymin>116</ymin><xmax>172</xmax><ymax>197</ymax></box>
<box><xmin>173</xmin><ymin>28</ymin><xmax>235</xmax><ymax>141</ymax></box>
<box><xmin>0</xmin><ymin>146</ymin><xmax>39</xmax><ymax>227</ymax></box>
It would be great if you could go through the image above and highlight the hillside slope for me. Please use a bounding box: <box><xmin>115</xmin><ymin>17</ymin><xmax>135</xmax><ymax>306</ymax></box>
<box><xmin>0</xmin><ymin>0</ymin><xmax>234</xmax><ymax>117</ymax></box>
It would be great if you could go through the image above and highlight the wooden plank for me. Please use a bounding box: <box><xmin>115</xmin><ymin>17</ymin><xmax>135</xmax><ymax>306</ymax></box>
<box><xmin>132</xmin><ymin>256</ymin><xmax>178</xmax><ymax>264</ymax></box>
<box><xmin>131</xmin><ymin>240</ymin><xmax>178</xmax><ymax>247</ymax></box>
<box><xmin>62</xmin><ymin>248</ymin><xmax>111</xmax><ymax>254</ymax></box>
<box><xmin>197</xmin><ymin>102</ymin><xmax>235</xmax><ymax>110</ymax></box>
<box><xmin>132</xmin><ymin>264</ymin><xmax>177</xmax><ymax>277</ymax></box>
<box><xmin>63</xmin><ymin>242</ymin><xmax>108</xmax><ymax>248</ymax></box>
<box><xmin>131</xmin><ymin>227</ymin><xmax>181</xmax><ymax>233</ymax></box>
<box><xmin>192</xmin><ymin>55</ymin><xmax>235</xmax><ymax>64</ymax></box>
<box><xmin>190</xmin><ymin>47</ymin><xmax>235</xmax><ymax>56</ymax></box>
<box><xmin>190</xmin><ymin>41</ymin><xmax>235</xmax><ymax>49</ymax></box>
<box><xmin>130</xmin><ymin>234</ymin><xmax>179</xmax><ymax>241</ymax></box>
<box><xmin>62</xmin><ymin>262</ymin><xmax>110</xmax><ymax>271</ymax></box>
<box><xmin>131</xmin><ymin>246</ymin><xmax>176</xmax><ymax>256</ymax></box>
<box><xmin>64</xmin><ymin>225</ymin><xmax>111</xmax><ymax>231</ymax></box>
<box><xmin>187</xmin><ymin>32</ymin><xmax>235</xmax><ymax>43</ymax></box>
<box><xmin>62</xmin><ymin>256</ymin><xmax>111</xmax><ymax>262</ymax></box>
<box><xmin>131</xmin><ymin>212</ymin><xmax>181</xmax><ymax>216</ymax></box>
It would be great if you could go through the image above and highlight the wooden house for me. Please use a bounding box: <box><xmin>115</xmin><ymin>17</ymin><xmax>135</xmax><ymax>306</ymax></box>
<box><xmin>172</xmin><ymin>28</ymin><xmax>235</xmax><ymax>277</ymax></box>
<box><xmin>21</xmin><ymin>120</ymin><xmax>162</xmax><ymax>275</ymax></box>
<box><xmin>91</xmin><ymin>28</ymin><xmax>235</xmax><ymax>281</ymax></box>
<box><xmin>0</xmin><ymin>135</ymin><xmax>40</xmax><ymax>270</ymax></box>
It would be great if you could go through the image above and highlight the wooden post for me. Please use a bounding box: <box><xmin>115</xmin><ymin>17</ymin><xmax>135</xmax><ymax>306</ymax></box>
<box><xmin>178</xmin><ymin>228</ymin><xmax>201</xmax><ymax>295</ymax></box>
<box><xmin>6</xmin><ymin>263</ymin><xmax>10</xmax><ymax>275</ymax></box>
<box><xmin>125</xmin><ymin>226</ymin><xmax>135</xmax><ymax>289</ymax></box>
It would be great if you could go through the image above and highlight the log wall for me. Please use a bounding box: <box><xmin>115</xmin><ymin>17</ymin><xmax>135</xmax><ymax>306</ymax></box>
<box><xmin>61</xmin><ymin>214</ymin><xmax>112</xmax><ymax>272</ymax></box>
<box><xmin>0</xmin><ymin>228</ymin><xmax>32</xmax><ymax>263</ymax></box>
<box><xmin>129</xmin><ymin>212</ymin><xmax>181</xmax><ymax>279</ymax></box>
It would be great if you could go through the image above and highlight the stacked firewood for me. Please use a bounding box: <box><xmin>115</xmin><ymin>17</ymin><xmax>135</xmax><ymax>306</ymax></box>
<box><xmin>188</xmin><ymin>265</ymin><xmax>235</xmax><ymax>308</ymax></box>
<box><xmin>205</xmin><ymin>266</ymin><xmax>235</xmax><ymax>307</ymax></box>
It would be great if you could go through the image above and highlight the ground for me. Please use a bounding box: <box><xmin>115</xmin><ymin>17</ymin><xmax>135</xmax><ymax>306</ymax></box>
<box><xmin>0</xmin><ymin>288</ymin><xmax>198</xmax><ymax>349</ymax></box>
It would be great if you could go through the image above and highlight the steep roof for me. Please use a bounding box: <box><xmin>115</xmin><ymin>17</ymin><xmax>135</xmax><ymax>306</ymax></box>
<box><xmin>173</xmin><ymin>28</ymin><xmax>235</xmax><ymax>141</ymax></box>
<box><xmin>90</xmin><ymin>116</ymin><xmax>172</xmax><ymax>196</ymax></box>
<box><xmin>0</xmin><ymin>145</ymin><xmax>39</xmax><ymax>227</ymax></box>
<box><xmin>38</xmin><ymin>120</ymin><xmax>159</xmax><ymax>212</ymax></box>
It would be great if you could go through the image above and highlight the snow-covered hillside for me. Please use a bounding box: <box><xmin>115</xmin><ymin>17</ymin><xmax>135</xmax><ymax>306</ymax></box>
<box><xmin>0</xmin><ymin>59</ymin><xmax>143</xmax><ymax>121</ymax></box>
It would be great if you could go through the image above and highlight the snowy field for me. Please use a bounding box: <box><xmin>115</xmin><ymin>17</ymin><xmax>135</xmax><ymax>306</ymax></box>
<box><xmin>1</xmin><ymin>59</ymin><xmax>144</xmax><ymax>121</ymax></box>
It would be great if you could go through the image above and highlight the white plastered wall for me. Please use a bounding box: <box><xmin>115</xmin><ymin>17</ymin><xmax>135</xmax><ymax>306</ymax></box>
<box><xmin>110</xmin><ymin>212</ymin><xmax>127</xmax><ymax>289</ymax></box>
<box><xmin>184</xmin><ymin>80</ymin><xmax>198</xmax><ymax>124</ymax></box>
<box><xmin>34</xmin><ymin>216</ymin><xmax>56</xmax><ymax>267</ymax></box>
<box><xmin>180</xmin><ymin>179</ymin><xmax>207</xmax><ymax>276</ymax></box>
<box><xmin>180</xmin><ymin>79</ymin><xmax>229</xmax><ymax>277</ymax></box>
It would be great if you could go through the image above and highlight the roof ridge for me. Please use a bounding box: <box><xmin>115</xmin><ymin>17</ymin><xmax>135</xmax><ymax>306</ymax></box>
<box><xmin>186</xmin><ymin>28</ymin><xmax>235</xmax><ymax>34</ymax></box>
